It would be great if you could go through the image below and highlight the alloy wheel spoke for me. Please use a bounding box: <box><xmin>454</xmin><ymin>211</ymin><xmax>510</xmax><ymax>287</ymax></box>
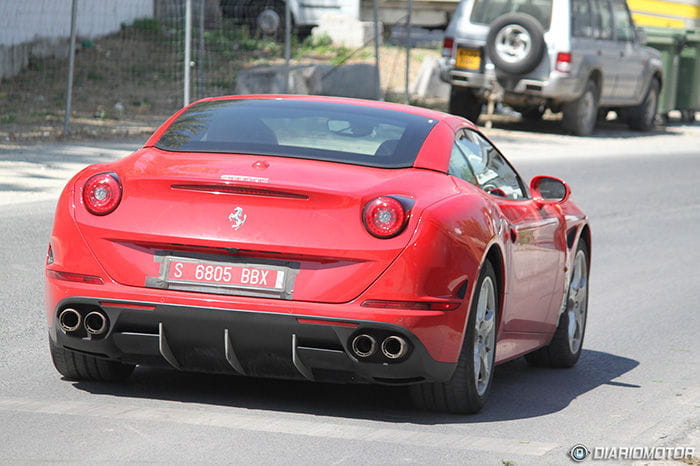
<box><xmin>474</xmin><ymin>275</ymin><xmax>496</xmax><ymax>395</ymax></box>
<box><xmin>480</xmin><ymin>313</ymin><xmax>494</xmax><ymax>337</ymax></box>
<box><xmin>566</xmin><ymin>249</ymin><xmax>588</xmax><ymax>352</ymax></box>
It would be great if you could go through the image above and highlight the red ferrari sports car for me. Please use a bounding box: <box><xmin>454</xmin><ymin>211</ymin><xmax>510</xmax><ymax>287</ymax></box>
<box><xmin>46</xmin><ymin>95</ymin><xmax>590</xmax><ymax>413</ymax></box>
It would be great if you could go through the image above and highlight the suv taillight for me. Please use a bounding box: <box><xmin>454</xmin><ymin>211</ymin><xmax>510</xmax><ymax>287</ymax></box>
<box><xmin>83</xmin><ymin>172</ymin><xmax>122</xmax><ymax>215</ymax></box>
<box><xmin>555</xmin><ymin>52</ymin><xmax>572</xmax><ymax>73</ymax></box>
<box><xmin>442</xmin><ymin>37</ymin><xmax>454</xmax><ymax>58</ymax></box>
<box><xmin>362</xmin><ymin>196</ymin><xmax>408</xmax><ymax>239</ymax></box>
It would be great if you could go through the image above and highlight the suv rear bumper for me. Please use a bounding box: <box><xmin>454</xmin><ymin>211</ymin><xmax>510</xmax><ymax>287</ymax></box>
<box><xmin>440</xmin><ymin>58</ymin><xmax>582</xmax><ymax>103</ymax></box>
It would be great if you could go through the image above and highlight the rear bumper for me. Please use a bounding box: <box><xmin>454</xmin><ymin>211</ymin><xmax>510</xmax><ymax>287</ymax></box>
<box><xmin>48</xmin><ymin>295</ymin><xmax>457</xmax><ymax>385</ymax></box>
<box><xmin>439</xmin><ymin>58</ymin><xmax>582</xmax><ymax>103</ymax></box>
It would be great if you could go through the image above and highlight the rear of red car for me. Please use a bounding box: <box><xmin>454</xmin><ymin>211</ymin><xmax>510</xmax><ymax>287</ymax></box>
<box><xmin>46</xmin><ymin>97</ymin><xmax>485</xmax><ymax>385</ymax></box>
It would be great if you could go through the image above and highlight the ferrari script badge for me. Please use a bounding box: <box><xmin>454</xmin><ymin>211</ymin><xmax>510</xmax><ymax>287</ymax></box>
<box><xmin>228</xmin><ymin>207</ymin><xmax>247</xmax><ymax>230</ymax></box>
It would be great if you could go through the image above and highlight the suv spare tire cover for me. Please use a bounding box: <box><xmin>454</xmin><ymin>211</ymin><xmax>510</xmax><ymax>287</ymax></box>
<box><xmin>487</xmin><ymin>13</ymin><xmax>546</xmax><ymax>75</ymax></box>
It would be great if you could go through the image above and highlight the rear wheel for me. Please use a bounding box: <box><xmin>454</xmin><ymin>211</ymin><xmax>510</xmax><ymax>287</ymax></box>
<box><xmin>525</xmin><ymin>240</ymin><xmax>589</xmax><ymax>368</ymax></box>
<box><xmin>449</xmin><ymin>86</ymin><xmax>483</xmax><ymax>123</ymax></box>
<box><xmin>562</xmin><ymin>80</ymin><xmax>599</xmax><ymax>136</ymax></box>
<box><xmin>49</xmin><ymin>338</ymin><xmax>134</xmax><ymax>382</ymax></box>
<box><xmin>411</xmin><ymin>261</ymin><xmax>498</xmax><ymax>413</ymax></box>
<box><xmin>625</xmin><ymin>79</ymin><xmax>660</xmax><ymax>131</ymax></box>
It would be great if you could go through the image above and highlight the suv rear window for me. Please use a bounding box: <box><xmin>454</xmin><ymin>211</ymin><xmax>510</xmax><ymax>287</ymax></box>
<box><xmin>470</xmin><ymin>0</ymin><xmax>553</xmax><ymax>29</ymax></box>
<box><xmin>155</xmin><ymin>99</ymin><xmax>438</xmax><ymax>168</ymax></box>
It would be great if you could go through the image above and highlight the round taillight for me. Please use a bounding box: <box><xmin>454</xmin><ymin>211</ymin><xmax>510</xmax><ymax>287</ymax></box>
<box><xmin>83</xmin><ymin>173</ymin><xmax>122</xmax><ymax>215</ymax></box>
<box><xmin>363</xmin><ymin>196</ymin><xmax>407</xmax><ymax>238</ymax></box>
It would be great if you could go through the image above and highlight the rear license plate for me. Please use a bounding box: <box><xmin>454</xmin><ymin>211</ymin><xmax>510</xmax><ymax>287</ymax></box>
<box><xmin>456</xmin><ymin>48</ymin><xmax>481</xmax><ymax>71</ymax></box>
<box><xmin>165</xmin><ymin>257</ymin><xmax>286</xmax><ymax>292</ymax></box>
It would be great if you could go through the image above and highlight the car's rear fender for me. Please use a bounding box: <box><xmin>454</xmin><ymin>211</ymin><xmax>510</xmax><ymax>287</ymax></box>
<box><xmin>46</xmin><ymin>171</ymin><xmax>112</xmax><ymax>329</ymax></box>
<box><xmin>359</xmin><ymin>192</ymin><xmax>500</xmax><ymax>362</ymax></box>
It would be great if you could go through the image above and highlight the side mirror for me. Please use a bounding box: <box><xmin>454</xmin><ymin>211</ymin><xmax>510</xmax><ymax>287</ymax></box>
<box><xmin>530</xmin><ymin>175</ymin><xmax>571</xmax><ymax>204</ymax></box>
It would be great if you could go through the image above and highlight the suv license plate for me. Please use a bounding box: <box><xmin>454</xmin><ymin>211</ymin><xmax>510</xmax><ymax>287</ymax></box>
<box><xmin>456</xmin><ymin>48</ymin><xmax>481</xmax><ymax>71</ymax></box>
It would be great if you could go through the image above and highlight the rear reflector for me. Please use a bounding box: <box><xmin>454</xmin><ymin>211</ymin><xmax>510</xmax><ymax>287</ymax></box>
<box><xmin>47</xmin><ymin>270</ymin><xmax>104</xmax><ymax>285</ymax></box>
<box><xmin>443</xmin><ymin>37</ymin><xmax>454</xmax><ymax>57</ymax></box>
<box><xmin>100</xmin><ymin>302</ymin><xmax>156</xmax><ymax>310</ymax></box>
<box><xmin>297</xmin><ymin>318</ymin><xmax>358</xmax><ymax>327</ymax></box>
<box><xmin>361</xmin><ymin>300</ymin><xmax>461</xmax><ymax>311</ymax></box>
<box><xmin>171</xmin><ymin>184</ymin><xmax>308</xmax><ymax>199</ymax></box>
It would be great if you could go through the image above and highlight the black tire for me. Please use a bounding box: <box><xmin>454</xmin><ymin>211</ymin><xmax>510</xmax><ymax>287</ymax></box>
<box><xmin>562</xmin><ymin>80</ymin><xmax>599</xmax><ymax>136</ymax></box>
<box><xmin>525</xmin><ymin>240</ymin><xmax>589</xmax><ymax>368</ymax></box>
<box><xmin>625</xmin><ymin>79</ymin><xmax>660</xmax><ymax>131</ymax></box>
<box><xmin>411</xmin><ymin>261</ymin><xmax>498</xmax><ymax>414</ymax></box>
<box><xmin>449</xmin><ymin>86</ymin><xmax>483</xmax><ymax>123</ymax></box>
<box><xmin>49</xmin><ymin>338</ymin><xmax>134</xmax><ymax>382</ymax></box>
<box><xmin>252</xmin><ymin>0</ymin><xmax>290</xmax><ymax>40</ymax></box>
<box><xmin>680</xmin><ymin>109</ymin><xmax>696</xmax><ymax>123</ymax></box>
<box><xmin>486</xmin><ymin>13</ymin><xmax>545</xmax><ymax>75</ymax></box>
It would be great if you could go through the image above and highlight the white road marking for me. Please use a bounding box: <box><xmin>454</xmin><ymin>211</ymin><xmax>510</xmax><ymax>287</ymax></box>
<box><xmin>0</xmin><ymin>396</ymin><xmax>557</xmax><ymax>456</ymax></box>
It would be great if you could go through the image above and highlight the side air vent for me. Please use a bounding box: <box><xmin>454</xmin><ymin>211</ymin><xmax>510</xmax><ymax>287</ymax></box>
<box><xmin>171</xmin><ymin>184</ymin><xmax>309</xmax><ymax>199</ymax></box>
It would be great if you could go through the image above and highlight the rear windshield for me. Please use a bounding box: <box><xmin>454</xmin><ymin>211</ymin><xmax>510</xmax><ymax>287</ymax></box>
<box><xmin>155</xmin><ymin>99</ymin><xmax>438</xmax><ymax>168</ymax></box>
<box><xmin>470</xmin><ymin>0</ymin><xmax>553</xmax><ymax>29</ymax></box>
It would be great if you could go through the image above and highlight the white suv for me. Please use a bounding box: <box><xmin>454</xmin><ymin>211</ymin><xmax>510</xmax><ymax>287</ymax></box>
<box><xmin>440</xmin><ymin>0</ymin><xmax>663</xmax><ymax>135</ymax></box>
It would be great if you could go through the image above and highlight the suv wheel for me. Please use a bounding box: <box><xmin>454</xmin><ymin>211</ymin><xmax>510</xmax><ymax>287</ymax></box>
<box><xmin>625</xmin><ymin>79</ymin><xmax>660</xmax><ymax>131</ymax></box>
<box><xmin>562</xmin><ymin>80</ymin><xmax>599</xmax><ymax>136</ymax></box>
<box><xmin>449</xmin><ymin>86</ymin><xmax>483</xmax><ymax>123</ymax></box>
<box><xmin>486</xmin><ymin>13</ymin><xmax>546</xmax><ymax>75</ymax></box>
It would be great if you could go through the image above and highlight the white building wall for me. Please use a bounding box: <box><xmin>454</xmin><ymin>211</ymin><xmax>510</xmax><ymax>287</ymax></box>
<box><xmin>0</xmin><ymin>0</ymin><xmax>154</xmax><ymax>46</ymax></box>
<box><xmin>0</xmin><ymin>0</ymin><xmax>154</xmax><ymax>78</ymax></box>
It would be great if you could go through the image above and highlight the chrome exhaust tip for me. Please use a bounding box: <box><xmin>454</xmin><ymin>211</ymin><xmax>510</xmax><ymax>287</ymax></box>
<box><xmin>58</xmin><ymin>308</ymin><xmax>81</xmax><ymax>333</ymax></box>
<box><xmin>381</xmin><ymin>335</ymin><xmax>408</xmax><ymax>359</ymax></box>
<box><xmin>351</xmin><ymin>334</ymin><xmax>377</xmax><ymax>358</ymax></box>
<box><xmin>84</xmin><ymin>311</ymin><xmax>108</xmax><ymax>335</ymax></box>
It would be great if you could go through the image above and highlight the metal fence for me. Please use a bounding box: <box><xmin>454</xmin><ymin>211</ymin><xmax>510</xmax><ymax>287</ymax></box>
<box><xmin>0</xmin><ymin>0</ymin><xmax>444</xmax><ymax>141</ymax></box>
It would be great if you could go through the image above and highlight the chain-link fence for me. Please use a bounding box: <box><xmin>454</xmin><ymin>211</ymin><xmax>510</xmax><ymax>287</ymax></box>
<box><xmin>0</xmin><ymin>0</ymin><xmax>445</xmax><ymax>141</ymax></box>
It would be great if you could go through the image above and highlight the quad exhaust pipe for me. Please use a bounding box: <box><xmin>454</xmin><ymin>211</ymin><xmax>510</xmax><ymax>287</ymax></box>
<box><xmin>350</xmin><ymin>333</ymin><xmax>408</xmax><ymax>360</ymax></box>
<box><xmin>58</xmin><ymin>308</ymin><xmax>81</xmax><ymax>333</ymax></box>
<box><xmin>351</xmin><ymin>334</ymin><xmax>377</xmax><ymax>358</ymax></box>
<box><xmin>84</xmin><ymin>311</ymin><xmax>108</xmax><ymax>335</ymax></box>
<box><xmin>381</xmin><ymin>335</ymin><xmax>408</xmax><ymax>359</ymax></box>
<box><xmin>58</xmin><ymin>308</ymin><xmax>108</xmax><ymax>336</ymax></box>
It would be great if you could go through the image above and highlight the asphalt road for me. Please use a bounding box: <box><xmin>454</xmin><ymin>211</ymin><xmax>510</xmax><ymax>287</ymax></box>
<box><xmin>0</xmin><ymin>124</ymin><xmax>698</xmax><ymax>464</ymax></box>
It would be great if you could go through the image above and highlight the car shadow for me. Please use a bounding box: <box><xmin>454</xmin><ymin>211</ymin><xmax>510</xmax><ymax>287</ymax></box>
<box><xmin>71</xmin><ymin>349</ymin><xmax>639</xmax><ymax>424</ymax></box>
<box><xmin>0</xmin><ymin>183</ymin><xmax>44</xmax><ymax>192</ymax></box>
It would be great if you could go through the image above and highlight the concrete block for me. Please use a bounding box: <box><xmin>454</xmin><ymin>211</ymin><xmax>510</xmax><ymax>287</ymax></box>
<box><xmin>235</xmin><ymin>63</ymin><xmax>379</xmax><ymax>100</ymax></box>
<box><xmin>0</xmin><ymin>39</ymin><xmax>68</xmax><ymax>80</ymax></box>
<box><xmin>411</xmin><ymin>56</ymin><xmax>449</xmax><ymax>100</ymax></box>
<box><xmin>312</xmin><ymin>14</ymin><xmax>382</xmax><ymax>49</ymax></box>
<box><xmin>318</xmin><ymin>63</ymin><xmax>378</xmax><ymax>99</ymax></box>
